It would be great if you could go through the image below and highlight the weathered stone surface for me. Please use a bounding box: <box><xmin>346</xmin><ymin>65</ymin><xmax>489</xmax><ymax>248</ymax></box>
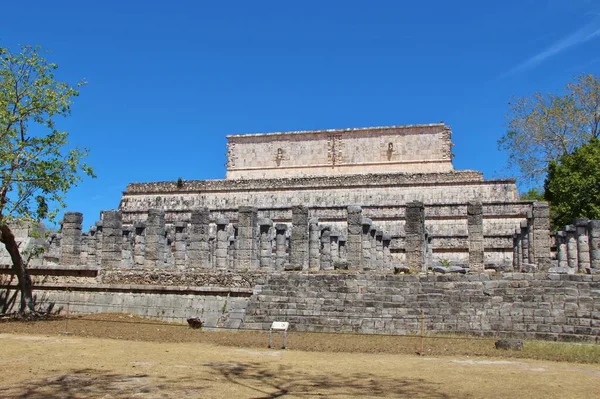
<box><xmin>405</xmin><ymin>201</ymin><xmax>425</xmax><ymax>271</ymax></box>
<box><xmin>289</xmin><ymin>205</ymin><xmax>309</xmax><ymax>271</ymax></box>
<box><xmin>467</xmin><ymin>201</ymin><xmax>484</xmax><ymax>272</ymax></box>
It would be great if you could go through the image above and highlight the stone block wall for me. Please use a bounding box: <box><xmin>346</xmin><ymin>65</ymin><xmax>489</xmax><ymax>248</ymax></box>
<box><xmin>242</xmin><ymin>273</ymin><xmax>600</xmax><ymax>342</ymax></box>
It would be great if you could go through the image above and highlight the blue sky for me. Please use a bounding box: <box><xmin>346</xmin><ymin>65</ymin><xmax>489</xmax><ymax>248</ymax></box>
<box><xmin>2</xmin><ymin>0</ymin><xmax>600</xmax><ymax>228</ymax></box>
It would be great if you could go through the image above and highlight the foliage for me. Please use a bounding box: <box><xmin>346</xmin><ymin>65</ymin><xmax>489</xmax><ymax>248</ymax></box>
<box><xmin>0</xmin><ymin>44</ymin><xmax>94</xmax><ymax>312</ymax></box>
<box><xmin>499</xmin><ymin>74</ymin><xmax>600</xmax><ymax>184</ymax></box>
<box><xmin>544</xmin><ymin>138</ymin><xmax>600</xmax><ymax>229</ymax></box>
<box><xmin>0</xmin><ymin>45</ymin><xmax>94</xmax><ymax>224</ymax></box>
<box><xmin>519</xmin><ymin>188</ymin><xmax>544</xmax><ymax>201</ymax></box>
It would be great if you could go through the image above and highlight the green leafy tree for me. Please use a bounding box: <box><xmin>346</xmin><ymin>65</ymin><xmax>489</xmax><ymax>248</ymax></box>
<box><xmin>544</xmin><ymin>138</ymin><xmax>600</xmax><ymax>229</ymax></box>
<box><xmin>0</xmin><ymin>45</ymin><xmax>94</xmax><ymax>313</ymax></box>
<box><xmin>499</xmin><ymin>74</ymin><xmax>600</xmax><ymax>184</ymax></box>
<box><xmin>520</xmin><ymin>188</ymin><xmax>544</xmax><ymax>201</ymax></box>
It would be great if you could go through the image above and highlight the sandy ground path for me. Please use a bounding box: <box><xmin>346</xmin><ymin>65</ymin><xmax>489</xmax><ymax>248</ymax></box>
<box><xmin>0</xmin><ymin>332</ymin><xmax>599</xmax><ymax>398</ymax></box>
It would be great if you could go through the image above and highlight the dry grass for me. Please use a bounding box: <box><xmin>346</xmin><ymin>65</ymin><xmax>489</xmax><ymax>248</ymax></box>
<box><xmin>0</xmin><ymin>313</ymin><xmax>598</xmax><ymax>364</ymax></box>
<box><xmin>0</xmin><ymin>314</ymin><xmax>599</xmax><ymax>398</ymax></box>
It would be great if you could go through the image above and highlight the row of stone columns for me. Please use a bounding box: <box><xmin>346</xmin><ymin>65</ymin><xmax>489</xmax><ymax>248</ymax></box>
<box><xmin>555</xmin><ymin>219</ymin><xmax>600</xmax><ymax>274</ymax></box>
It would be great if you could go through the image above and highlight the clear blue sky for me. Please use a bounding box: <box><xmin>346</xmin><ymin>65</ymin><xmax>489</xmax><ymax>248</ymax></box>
<box><xmin>2</xmin><ymin>0</ymin><xmax>600</xmax><ymax>228</ymax></box>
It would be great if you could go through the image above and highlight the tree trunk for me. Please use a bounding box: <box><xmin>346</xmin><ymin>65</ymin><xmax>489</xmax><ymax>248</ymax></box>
<box><xmin>0</xmin><ymin>224</ymin><xmax>35</xmax><ymax>313</ymax></box>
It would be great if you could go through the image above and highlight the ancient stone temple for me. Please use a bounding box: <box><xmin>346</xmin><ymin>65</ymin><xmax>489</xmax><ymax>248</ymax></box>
<box><xmin>5</xmin><ymin>123</ymin><xmax>599</xmax><ymax>342</ymax></box>
<box><xmin>118</xmin><ymin>123</ymin><xmax>525</xmax><ymax>265</ymax></box>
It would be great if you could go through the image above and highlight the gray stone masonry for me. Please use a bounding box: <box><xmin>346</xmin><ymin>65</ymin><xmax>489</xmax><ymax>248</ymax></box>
<box><xmin>527</xmin><ymin>210</ymin><xmax>534</xmax><ymax>265</ymax></box>
<box><xmin>575</xmin><ymin>219</ymin><xmax>591</xmax><ymax>273</ymax></box>
<box><xmin>173</xmin><ymin>222</ymin><xmax>186</xmax><ymax>269</ymax></box>
<box><xmin>361</xmin><ymin>218</ymin><xmax>373</xmax><ymax>270</ymax></box>
<box><xmin>520</xmin><ymin>221</ymin><xmax>529</xmax><ymax>265</ymax></box>
<box><xmin>60</xmin><ymin>212</ymin><xmax>83</xmax><ymax>266</ymax></box>
<box><xmin>238</xmin><ymin>206</ymin><xmax>258</xmax><ymax>271</ymax></box>
<box><xmin>289</xmin><ymin>205</ymin><xmax>309</xmax><ymax>271</ymax></box>
<box><xmin>338</xmin><ymin>236</ymin><xmax>347</xmax><ymax>261</ymax></box>
<box><xmin>101</xmin><ymin>211</ymin><xmax>123</xmax><ymax>268</ymax></box>
<box><xmin>258</xmin><ymin>218</ymin><xmax>273</xmax><ymax>269</ymax></box>
<box><xmin>320</xmin><ymin>225</ymin><xmax>332</xmax><ymax>270</ymax></box>
<box><xmin>275</xmin><ymin>223</ymin><xmax>288</xmax><ymax>270</ymax></box>
<box><xmin>216</xmin><ymin>218</ymin><xmax>229</xmax><ymax>270</ymax></box>
<box><xmin>405</xmin><ymin>201</ymin><xmax>425</xmax><ymax>271</ymax></box>
<box><xmin>370</xmin><ymin>227</ymin><xmax>377</xmax><ymax>269</ymax></box>
<box><xmin>513</xmin><ymin>232</ymin><xmax>520</xmax><ymax>271</ymax></box>
<box><xmin>557</xmin><ymin>231</ymin><xmax>568</xmax><ymax>268</ymax></box>
<box><xmin>187</xmin><ymin>208</ymin><xmax>210</xmax><ymax>268</ymax></box>
<box><xmin>532</xmin><ymin>202</ymin><xmax>551</xmax><ymax>270</ymax></box>
<box><xmin>467</xmin><ymin>201</ymin><xmax>484</xmax><ymax>272</ymax></box>
<box><xmin>346</xmin><ymin>206</ymin><xmax>363</xmax><ymax>270</ymax></box>
<box><xmin>382</xmin><ymin>234</ymin><xmax>391</xmax><ymax>267</ymax></box>
<box><xmin>375</xmin><ymin>230</ymin><xmax>384</xmax><ymax>269</ymax></box>
<box><xmin>514</xmin><ymin>229</ymin><xmax>521</xmax><ymax>271</ymax></box>
<box><xmin>242</xmin><ymin>272</ymin><xmax>600</xmax><ymax>342</ymax></box>
<box><xmin>590</xmin><ymin>220</ymin><xmax>600</xmax><ymax>270</ymax></box>
<box><xmin>566</xmin><ymin>225</ymin><xmax>578</xmax><ymax>269</ymax></box>
<box><xmin>309</xmin><ymin>218</ymin><xmax>320</xmax><ymax>271</ymax></box>
<box><xmin>330</xmin><ymin>232</ymin><xmax>340</xmax><ymax>263</ymax></box>
<box><xmin>144</xmin><ymin>209</ymin><xmax>166</xmax><ymax>268</ymax></box>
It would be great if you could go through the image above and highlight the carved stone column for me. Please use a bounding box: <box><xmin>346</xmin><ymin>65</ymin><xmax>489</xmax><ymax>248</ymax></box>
<box><xmin>60</xmin><ymin>212</ymin><xmax>83</xmax><ymax>266</ymax></box>
<box><xmin>289</xmin><ymin>205</ymin><xmax>309</xmax><ymax>271</ymax></box>
<box><xmin>320</xmin><ymin>225</ymin><xmax>332</xmax><ymax>270</ymax></box>
<box><xmin>467</xmin><ymin>201</ymin><xmax>484</xmax><ymax>272</ymax></box>
<box><xmin>405</xmin><ymin>201</ymin><xmax>426</xmax><ymax>272</ymax></box>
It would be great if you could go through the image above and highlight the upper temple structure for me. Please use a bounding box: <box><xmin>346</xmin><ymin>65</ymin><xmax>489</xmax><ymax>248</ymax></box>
<box><xmin>225</xmin><ymin>123</ymin><xmax>455</xmax><ymax>179</ymax></box>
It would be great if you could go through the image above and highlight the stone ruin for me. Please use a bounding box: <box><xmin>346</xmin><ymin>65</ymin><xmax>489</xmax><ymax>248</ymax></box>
<box><xmin>1</xmin><ymin>123</ymin><xmax>599</xmax><ymax>341</ymax></box>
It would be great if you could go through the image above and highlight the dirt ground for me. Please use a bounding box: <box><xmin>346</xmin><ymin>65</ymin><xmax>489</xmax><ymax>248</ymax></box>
<box><xmin>0</xmin><ymin>314</ymin><xmax>599</xmax><ymax>398</ymax></box>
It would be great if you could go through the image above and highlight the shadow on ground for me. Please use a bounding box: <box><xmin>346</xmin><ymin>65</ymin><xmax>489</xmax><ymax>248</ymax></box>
<box><xmin>205</xmin><ymin>361</ymin><xmax>451</xmax><ymax>398</ymax></box>
<box><xmin>0</xmin><ymin>368</ymin><xmax>207</xmax><ymax>399</ymax></box>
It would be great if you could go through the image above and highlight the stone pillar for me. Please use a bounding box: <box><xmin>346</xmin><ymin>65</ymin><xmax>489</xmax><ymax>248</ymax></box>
<box><xmin>361</xmin><ymin>218</ymin><xmax>373</xmax><ymax>270</ymax></box>
<box><xmin>556</xmin><ymin>231</ymin><xmax>568</xmax><ymax>268</ymax></box>
<box><xmin>187</xmin><ymin>208</ymin><xmax>210</xmax><ymax>268</ymax></box>
<box><xmin>566</xmin><ymin>225</ymin><xmax>578</xmax><ymax>270</ymax></box>
<box><xmin>275</xmin><ymin>223</ymin><xmax>288</xmax><ymax>270</ymax></box>
<box><xmin>173</xmin><ymin>222</ymin><xmax>187</xmax><ymax>268</ymax></box>
<box><xmin>512</xmin><ymin>231</ymin><xmax>520</xmax><ymax>271</ymax></box>
<box><xmin>589</xmin><ymin>221</ymin><xmax>600</xmax><ymax>272</ymax></box>
<box><xmin>346</xmin><ymin>206</ymin><xmax>363</xmax><ymax>270</ymax></box>
<box><xmin>467</xmin><ymin>201</ymin><xmax>484</xmax><ymax>273</ymax></box>
<box><xmin>258</xmin><ymin>218</ymin><xmax>273</xmax><ymax>269</ymax></box>
<box><xmin>532</xmin><ymin>202</ymin><xmax>551</xmax><ymax>270</ymax></box>
<box><xmin>370</xmin><ymin>227</ymin><xmax>377</xmax><ymax>269</ymax></box>
<box><xmin>238</xmin><ymin>206</ymin><xmax>258</xmax><ymax>271</ymax></box>
<box><xmin>375</xmin><ymin>230</ymin><xmax>384</xmax><ymax>269</ymax></box>
<box><xmin>405</xmin><ymin>201</ymin><xmax>426</xmax><ymax>272</ymax></box>
<box><xmin>60</xmin><ymin>212</ymin><xmax>83</xmax><ymax>266</ymax></box>
<box><xmin>228</xmin><ymin>235</ymin><xmax>236</xmax><ymax>269</ymax></box>
<box><xmin>527</xmin><ymin>210</ymin><xmax>534</xmax><ymax>265</ymax></box>
<box><xmin>338</xmin><ymin>236</ymin><xmax>347</xmax><ymax>260</ymax></box>
<box><xmin>144</xmin><ymin>209</ymin><xmax>166</xmax><ymax>268</ymax></box>
<box><xmin>86</xmin><ymin>226</ymin><xmax>97</xmax><ymax>268</ymax></box>
<box><xmin>309</xmin><ymin>218</ymin><xmax>321</xmax><ymax>271</ymax></box>
<box><xmin>574</xmin><ymin>219</ymin><xmax>590</xmax><ymax>273</ymax></box>
<box><xmin>101</xmin><ymin>210</ymin><xmax>123</xmax><ymax>268</ymax></box>
<box><xmin>520</xmin><ymin>221</ymin><xmax>530</xmax><ymax>264</ymax></box>
<box><xmin>330</xmin><ymin>232</ymin><xmax>339</xmax><ymax>263</ymax></box>
<box><xmin>320</xmin><ymin>225</ymin><xmax>332</xmax><ymax>270</ymax></box>
<box><xmin>133</xmin><ymin>223</ymin><xmax>145</xmax><ymax>267</ymax></box>
<box><xmin>215</xmin><ymin>218</ymin><xmax>229</xmax><ymax>269</ymax></box>
<box><xmin>94</xmin><ymin>221</ymin><xmax>103</xmax><ymax>267</ymax></box>
<box><xmin>383</xmin><ymin>234</ymin><xmax>392</xmax><ymax>268</ymax></box>
<box><xmin>514</xmin><ymin>229</ymin><xmax>522</xmax><ymax>271</ymax></box>
<box><xmin>289</xmin><ymin>205</ymin><xmax>309</xmax><ymax>271</ymax></box>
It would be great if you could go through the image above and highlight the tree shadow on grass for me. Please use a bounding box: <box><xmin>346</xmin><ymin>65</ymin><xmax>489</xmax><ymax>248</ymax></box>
<box><xmin>205</xmin><ymin>361</ymin><xmax>451</xmax><ymax>398</ymax></box>
<box><xmin>0</xmin><ymin>368</ymin><xmax>207</xmax><ymax>399</ymax></box>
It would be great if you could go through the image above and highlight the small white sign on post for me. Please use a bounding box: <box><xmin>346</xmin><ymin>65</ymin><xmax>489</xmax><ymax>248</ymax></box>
<box><xmin>268</xmin><ymin>321</ymin><xmax>289</xmax><ymax>349</ymax></box>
